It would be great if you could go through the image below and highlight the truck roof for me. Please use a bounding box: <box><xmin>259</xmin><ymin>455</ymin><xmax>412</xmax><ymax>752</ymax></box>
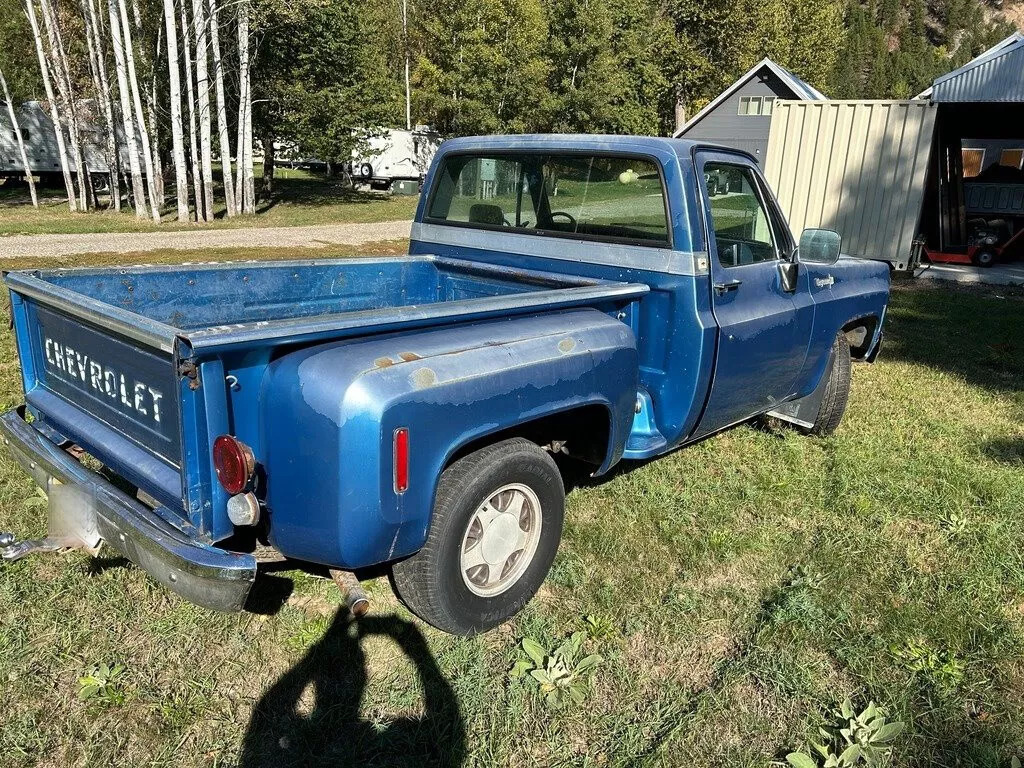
<box><xmin>438</xmin><ymin>133</ymin><xmax>706</xmax><ymax>159</ymax></box>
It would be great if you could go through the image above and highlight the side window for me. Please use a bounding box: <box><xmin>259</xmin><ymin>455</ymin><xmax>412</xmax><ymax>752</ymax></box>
<box><xmin>703</xmin><ymin>162</ymin><xmax>778</xmax><ymax>267</ymax></box>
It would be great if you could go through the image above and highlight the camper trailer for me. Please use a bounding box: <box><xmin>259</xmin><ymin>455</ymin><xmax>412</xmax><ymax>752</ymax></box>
<box><xmin>1</xmin><ymin>100</ymin><xmax>111</xmax><ymax>186</ymax></box>
<box><xmin>349</xmin><ymin>127</ymin><xmax>442</xmax><ymax>192</ymax></box>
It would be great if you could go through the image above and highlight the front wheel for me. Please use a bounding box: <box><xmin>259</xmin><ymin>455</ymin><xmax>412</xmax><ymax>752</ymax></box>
<box><xmin>971</xmin><ymin>247</ymin><xmax>997</xmax><ymax>268</ymax></box>
<box><xmin>807</xmin><ymin>332</ymin><xmax>852</xmax><ymax>436</ymax></box>
<box><xmin>391</xmin><ymin>438</ymin><xmax>565</xmax><ymax>635</ymax></box>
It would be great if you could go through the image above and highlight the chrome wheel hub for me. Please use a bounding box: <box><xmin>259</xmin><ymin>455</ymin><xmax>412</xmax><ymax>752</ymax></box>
<box><xmin>459</xmin><ymin>483</ymin><xmax>542</xmax><ymax>597</ymax></box>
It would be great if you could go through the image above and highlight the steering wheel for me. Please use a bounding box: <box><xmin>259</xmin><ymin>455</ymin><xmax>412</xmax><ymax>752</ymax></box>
<box><xmin>549</xmin><ymin>211</ymin><xmax>577</xmax><ymax>228</ymax></box>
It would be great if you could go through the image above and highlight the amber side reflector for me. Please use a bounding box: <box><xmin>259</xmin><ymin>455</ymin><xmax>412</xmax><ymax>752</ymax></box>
<box><xmin>394</xmin><ymin>428</ymin><xmax>409</xmax><ymax>493</ymax></box>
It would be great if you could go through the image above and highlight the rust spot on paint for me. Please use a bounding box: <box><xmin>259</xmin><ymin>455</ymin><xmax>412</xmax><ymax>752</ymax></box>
<box><xmin>558</xmin><ymin>338</ymin><xmax>576</xmax><ymax>354</ymax></box>
<box><xmin>374</xmin><ymin>357</ymin><xmax>395</xmax><ymax>368</ymax></box>
<box><xmin>398</xmin><ymin>351</ymin><xmax>423</xmax><ymax>362</ymax></box>
<box><xmin>411</xmin><ymin>367</ymin><xmax>437</xmax><ymax>389</ymax></box>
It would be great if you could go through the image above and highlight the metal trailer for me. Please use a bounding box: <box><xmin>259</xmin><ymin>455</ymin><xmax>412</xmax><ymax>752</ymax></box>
<box><xmin>0</xmin><ymin>101</ymin><xmax>113</xmax><ymax>183</ymax></box>
<box><xmin>763</xmin><ymin>100</ymin><xmax>939</xmax><ymax>271</ymax></box>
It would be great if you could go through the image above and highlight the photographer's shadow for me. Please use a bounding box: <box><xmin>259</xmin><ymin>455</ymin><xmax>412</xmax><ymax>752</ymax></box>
<box><xmin>240</xmin><ymin>609</ymin><xmax>466</xmax><ymax>768</ymax></box>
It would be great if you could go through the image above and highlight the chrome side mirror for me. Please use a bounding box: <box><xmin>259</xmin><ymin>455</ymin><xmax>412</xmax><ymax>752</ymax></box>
<box><xmin>798</xmin><ymin>228</ymin><xmax>842</xmax><ymax>264</ymax></box>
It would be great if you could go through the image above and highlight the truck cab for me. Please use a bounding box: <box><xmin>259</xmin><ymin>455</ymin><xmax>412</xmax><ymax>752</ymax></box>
<box><xmin>0</xmin><ymin>135</ymin><xmax>888</xmax><ymax>635</ymax></box>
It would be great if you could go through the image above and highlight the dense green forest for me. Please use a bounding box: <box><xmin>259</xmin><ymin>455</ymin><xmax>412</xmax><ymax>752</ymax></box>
<box><xmin>1</xmin><ymin>0</ymin><xmax>1019</xmax><ymax>171</ymax></box>
<box><xmin>253</xmin><ymin>0</ymin><xmax>1017</xmax><ymax>161</ymax></box>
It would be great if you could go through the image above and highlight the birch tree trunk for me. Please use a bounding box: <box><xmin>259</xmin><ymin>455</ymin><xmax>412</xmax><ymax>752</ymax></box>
<box><xmin>107</xmin><ymin>0</ymin><xmax>147</xmax><ymax>217</ymax></box>
<box><xmin>402</xmin><ymin>0</ymin><xmax>411</xmax><ymax>131</ymax></box>
<box><xmin>191</xmin><ymin>0</ymin><xmax>214</xmax><ymax>221</ymax></box>
<box><xmin>162</xmin><ymin>0</ymin><xmax>189</xmax><ymax>221</ymax></box>
<box><xmin>38</xmin><ymin>0</ymin><xmax>90</xmax><ymax>210</ymax></box>
<box><xmin>118</xmin><ymin>0</ymin><xmax>161</xmax><ymax>222</ymax></box>
<box><xmin>206</xmin><ymin>0</ymin><xmax>234</xmax><ymax>216</ymax></box>
<box><xmin>0</xmin><ymin>68</ymin><xmax>39</xmax><ymax>206</ymax></box>
<box><xmin>23</xmin><ymin>0</ymin><xmax>76</xmax><ymax>211</ymax></box>
<box><xmin>80</xmin><ymin>0</ymin><xmax>121</xmax><ymax>210</ymax></box>
<box><xmin>180</xmin><ymin>0</ymin><xmax>202</xmax><ymax>220</ymax></box>
<box><xmin>236</xmin><ymin>0</ymin><xmax>254</xmax><ymax>213</ymax></box>
<box><xmin>147</xmin><ymin>26</ymin><xmax>165</xmax><ymax>208</ymax></box>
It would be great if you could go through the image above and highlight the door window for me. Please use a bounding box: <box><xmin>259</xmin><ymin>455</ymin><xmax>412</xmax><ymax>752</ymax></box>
<box><xmin>703</xmin><ymin>162</ymin><xmax>778</xmax><ymax>267</ymax></box>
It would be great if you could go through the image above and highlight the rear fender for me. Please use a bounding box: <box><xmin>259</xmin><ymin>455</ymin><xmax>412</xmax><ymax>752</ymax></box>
<box><xmin>261</xmin><ymin>309</ymin><xmax>637</xmax><ymax>569</ymax></box>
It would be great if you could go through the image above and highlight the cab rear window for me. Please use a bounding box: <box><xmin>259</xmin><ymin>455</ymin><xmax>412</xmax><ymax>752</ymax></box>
<box><xmin>427</xmin><ymin>153</ymin><xmax>670</xmax><ymax>247</ymax></box>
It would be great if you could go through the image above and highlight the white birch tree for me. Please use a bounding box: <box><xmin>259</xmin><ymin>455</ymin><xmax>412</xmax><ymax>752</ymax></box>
<box><xmin>23</xmin><ymin>0</ymin><xmax>76</xmax><ymax>211</ymax></box>
<box><xmin>80</xmin><ymin>0</ymin><xmax>121</xmax><ymax>210</ymax></box>
<box><xmin>236</xmin><ymin>0</ymin><xmax>254</xmax><ymax>213</ymax></box>
<box><xmin>162</xmin><ymin>0</ymin><xmax>188</xmax><ymax>221</ymax></box>
<box><xmin>180</xmin><ymin>0</ymin><xmax>202</xmax><ymax>219</ymax></box>
<box><xmin>206</xmin><ymin>0</ymin><xmax>234</xmax><ymax>216</ymax></box>
<box><xmin>191</xmin><ymin>0</ymin><xmax>213</xmax><ymax>221</ymax></box>
<box><xmin>0</xmin><ymin>67</ymin><xmax>38</xmax><ymax>206</ymax></box>
<box><xmin>38</xmin><ymin>0</ymin><xmax>90</xmax><ymax>210</ymax></box>
<box><xmin>106</xmin><ymin>0</ymin><xmax>147</xmax><ymax>217</ymax></box>
<box><xmin>117</xmin><ymin>0</ymin><xmax>160</xmax><ymax>221</ymax></box>
<box><xmin>147</xmin><ymin>25</ymin><xmax>165</xmax><ymax>208</ymax></box>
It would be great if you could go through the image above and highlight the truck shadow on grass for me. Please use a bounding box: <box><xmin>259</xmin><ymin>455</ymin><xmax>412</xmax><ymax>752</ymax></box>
<box><xmin>239</xmin><ymin>608</ymin><xmax>466</xmax><ymax>768</ymax></box>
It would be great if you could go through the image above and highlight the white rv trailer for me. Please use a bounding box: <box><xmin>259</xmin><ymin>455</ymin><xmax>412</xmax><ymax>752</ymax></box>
<box><xmin>349</xmin><ymin>127</ymin><xmax>441</xmax><ymax>191</ymax></box>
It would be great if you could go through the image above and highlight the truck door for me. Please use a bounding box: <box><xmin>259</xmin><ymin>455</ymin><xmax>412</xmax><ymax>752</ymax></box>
<box><xmin>692</xmin><ymin>150</ymin><xmax>813</xmax><ymax>437</ymax></box>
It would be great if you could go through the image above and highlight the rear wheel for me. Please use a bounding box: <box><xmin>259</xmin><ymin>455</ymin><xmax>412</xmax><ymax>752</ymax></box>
<box><xmin>392</xmin><ymin>438</ymin><xmax>564</xmax><ymax>635</ymax></box>
<box><xmin>807</xmin><ymin>332</ymin><xmax>852</xmax><ymax>436</ymax></box>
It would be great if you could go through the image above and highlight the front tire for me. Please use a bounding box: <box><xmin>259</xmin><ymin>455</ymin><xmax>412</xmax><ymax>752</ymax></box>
<box><xmin>971</xmin><ymin>247</ymin><xmax>997</xmax><ymax>268</ymax></box>
<box><xmin>808</xmin><ymin>332</ymin><xmax>852</xmax><ymax>436</ymax></box>
<box><xmin>392</xmin><ymin>438</ymin><xmax>565</xmax><ymax>635</ymax></box>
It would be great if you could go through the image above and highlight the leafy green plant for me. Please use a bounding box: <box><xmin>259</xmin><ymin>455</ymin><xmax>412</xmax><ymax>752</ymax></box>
<box><xmin>785</xmin><ymin>563</ymin><xmax>826</xmax><ymax>591</ymax></box>
<box><xmin>787</xmin><ymin>699</ymin><xmax>904</xmax><ymax>767</ymax></box>
<box><xmin>582</xmin><ymin>613</ymin><xmax>616</xmax><ymax>641</ymax></box>
<box><xmin>77</xmin><ymin>663</ymin><xmax>125</xmax><ymax>705</ymax></box>
<box><xmin>892</xmin><ymin>639</ymin><xmax>966</xmax><ymax>690</ymax></box>
<box><xmin>939</xmin><ymin>511</ymin><xmax>970</xmax><ymax>536</ymax></box>
<box><xmin>510</xmin><ymin>631</ymin><xmax>603</xmax><ymax>708</ymax></box>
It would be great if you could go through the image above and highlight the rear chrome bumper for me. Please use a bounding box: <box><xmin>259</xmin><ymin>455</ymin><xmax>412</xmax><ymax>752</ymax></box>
<box><xmin>0</xmin><ymin>408</ymin><xmax>255</xmax><ymax>611</ymax></box>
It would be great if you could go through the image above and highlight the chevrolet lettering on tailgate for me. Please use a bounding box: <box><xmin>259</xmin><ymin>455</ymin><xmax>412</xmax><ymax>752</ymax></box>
<box><xmin>43</xmin><ymin>336</ymin><xmax>165</xmax><ymax>425</ymax></box>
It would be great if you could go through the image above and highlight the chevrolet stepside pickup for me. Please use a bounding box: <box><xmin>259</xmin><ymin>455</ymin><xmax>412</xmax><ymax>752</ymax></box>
<box><xmin>0</xmin><ymin>136</ymin><xmax>889</xmax><ymax>635</ymax></box>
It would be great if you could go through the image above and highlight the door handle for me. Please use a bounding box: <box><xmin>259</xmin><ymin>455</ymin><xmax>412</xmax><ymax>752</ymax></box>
<box><xmin>714</xmin><ymin>280</ymin><xmax>743</xmax><ymax>294</ymax></box>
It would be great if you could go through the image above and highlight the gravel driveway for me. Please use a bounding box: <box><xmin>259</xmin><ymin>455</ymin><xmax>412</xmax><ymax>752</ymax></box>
<box><xmin>0</xmin><ymin>220</ymin><xmax>413</xmax><ymax>259</ymax></box>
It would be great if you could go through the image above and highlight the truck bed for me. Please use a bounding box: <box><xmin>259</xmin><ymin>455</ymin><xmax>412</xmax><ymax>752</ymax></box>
<box><xmin>7</xmin><ymin>255</ymin><xmax>647</xmax><ymax>356</ymax></box>
<box><xmin>5</xmin><ymin>254</ymin><xmax>646</xmax><ymax>523</ymax></box>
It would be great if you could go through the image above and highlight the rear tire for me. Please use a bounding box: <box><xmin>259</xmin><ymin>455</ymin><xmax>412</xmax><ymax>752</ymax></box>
<box><xmin>392</xmin><ymin>438</ymin><xmax>565</xmax><ymax>635</ymax></box>
<box><xmin>808</xmin><ymin>332</ymin><xmax>852</xmax><ymax>436</ymax></box>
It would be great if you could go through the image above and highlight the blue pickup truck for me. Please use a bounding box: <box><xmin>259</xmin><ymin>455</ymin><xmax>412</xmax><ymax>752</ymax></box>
<box><xmin>0</xmin><ymin>136</ymin><xmax>888</xmax><ymax>634</ymax></box>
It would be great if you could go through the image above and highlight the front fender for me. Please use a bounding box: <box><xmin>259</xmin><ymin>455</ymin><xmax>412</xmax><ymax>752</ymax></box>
<box><xmin>261</xmin><ymin>309</ymin><xmax>637</xmax><ymax>569</ymax></box>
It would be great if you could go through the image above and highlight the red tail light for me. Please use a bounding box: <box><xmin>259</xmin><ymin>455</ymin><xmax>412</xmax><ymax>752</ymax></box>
<box><xmin>213</xmin><ymin>435</ymin><xmax>255</xmax><ymax>495</ymax></box>
<box><xmin>394</xmin><ymin>428</ymin><xmax>409</xmax><ymax>493</ymax></box>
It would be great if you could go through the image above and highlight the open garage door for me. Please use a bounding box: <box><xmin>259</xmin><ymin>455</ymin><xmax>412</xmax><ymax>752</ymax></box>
<box><xmin>764</xmin><ymin>100</ymin><xmax>938</xmax><ymax>270</ymax></box>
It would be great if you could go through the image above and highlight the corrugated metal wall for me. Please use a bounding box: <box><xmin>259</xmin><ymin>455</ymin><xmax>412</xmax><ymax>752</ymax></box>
<box><xmin>764</xmin><ymin>100</ymin><xmax>937</xmax><ymax>269</ymax></box>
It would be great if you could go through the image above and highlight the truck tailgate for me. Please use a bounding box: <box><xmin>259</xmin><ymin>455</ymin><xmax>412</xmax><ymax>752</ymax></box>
<box><xmin>31</xmin><ymin>305</ymin><xmax>181</xmax><ymax>466</ymax></box>
<box><xmin>9</xmin><ymin>288</ymin><xmax>185</xmax><ymax>513</ymax></box>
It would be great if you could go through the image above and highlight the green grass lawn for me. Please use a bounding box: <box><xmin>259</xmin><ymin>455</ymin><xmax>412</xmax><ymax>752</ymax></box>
<box><xmin>0</xmin><ymin>264</ymin><xmax>1021</xmax><ymax>767</ymax></box>
<box><xmin>0</xmin><ymin>171</ymin><xmax>419</xmax><ymax>236</ymax></box>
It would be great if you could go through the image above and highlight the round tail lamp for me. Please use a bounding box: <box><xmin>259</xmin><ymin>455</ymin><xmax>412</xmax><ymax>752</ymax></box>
<box><xmin>212</xmin><ymin>435</ymin><xmax>256</xmax><ymax>495</ymax></box>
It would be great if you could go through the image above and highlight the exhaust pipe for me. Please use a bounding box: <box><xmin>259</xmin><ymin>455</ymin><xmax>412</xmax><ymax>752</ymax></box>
<box><xmin>330</xmin><ymin>569</ymin><xmax>369</xmax><ymax>617</ymax></box>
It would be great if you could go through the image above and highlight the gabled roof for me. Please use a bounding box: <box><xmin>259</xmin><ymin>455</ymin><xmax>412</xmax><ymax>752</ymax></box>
<box><xmin>916</xmin><ymin>32</ymin><xmax>1024</xmax><ymax>102</ymax></box>
<box><xmin>673</xmin><ymin>58</ymin><xmax>827</xmax><ymax>137</ymax></box>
